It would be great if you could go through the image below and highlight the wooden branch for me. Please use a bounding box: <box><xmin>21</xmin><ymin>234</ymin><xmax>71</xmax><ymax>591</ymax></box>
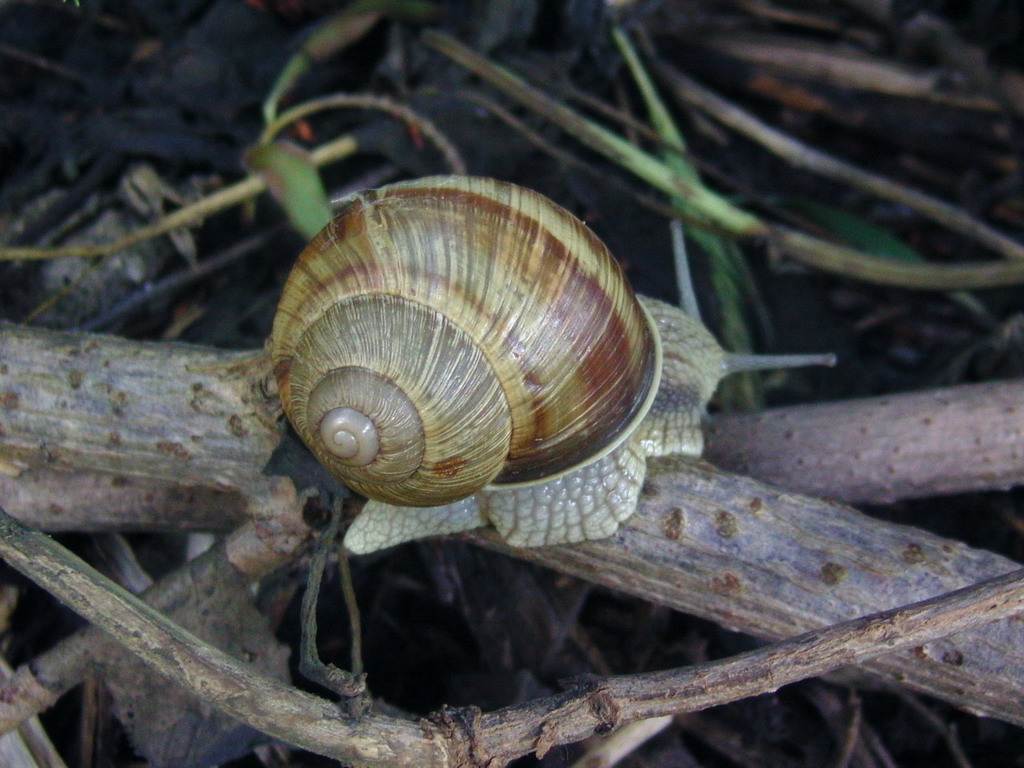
<box><xmin>705</xmin><ymin>379</ymin><xmax>1024</xmax><ymax>503</ymax></box>
<box><xmin>471</xmin><ymin>567</ymin><xmax>1024</xmax><ymax>761</ymax></box>
<box><xmin>0</xmin><ymin>507</ymin><xmax>435</xmax><ymax>768</ymax></box>
<box><xmin>2</xmin><ymin>501</ymin><xmax>1023</xmax><ymax>766</ymax></box>
<box><xmin>2</xmin><ymin>323</ymin><xmax>1020</xmax><ymax>517</ymax></box>
<box><xmin>480</xmin><ymin>457</ymin><xmax>1024</xmax><ymax>725</ymax></box>
<box><xmin>0</xmin><ymin>478</ymin><xmax>310</xmax><ymax>733</ymax></box>
<box><xmin>0</xmin><ymin>469</ymin><xmax>245</xmax><ymax>531</ymax></box>
<box><xmin>0</xmin><ymin>322</ymin><xmax>279</xmax><ymax>495</ymax></box>
<box><xmin>2</xmin><ymin>324</ymin><xmax>1024</xmax><ymax>724</ymax></box>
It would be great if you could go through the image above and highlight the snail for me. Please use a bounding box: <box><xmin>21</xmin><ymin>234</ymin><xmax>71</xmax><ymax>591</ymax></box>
<box><xmin>271</xmin><ymin>176</ymin><xmax>831</xmax><ymax>553</ymax></box>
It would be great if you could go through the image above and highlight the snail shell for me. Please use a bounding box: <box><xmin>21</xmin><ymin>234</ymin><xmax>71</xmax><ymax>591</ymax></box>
<box><xmin>271</xmin><ymin>176</ymin><xmax>661</xmax><ymax>507</ymax></box>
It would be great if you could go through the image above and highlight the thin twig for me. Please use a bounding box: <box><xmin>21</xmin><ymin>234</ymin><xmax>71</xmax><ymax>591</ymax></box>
<box><xmin>566</xmin><ymin>715</ymin><xmax>674</xmax><ymax>768</ymax></box>
<box><xmin>338</xmin><ymin>546</ymin><xmax>364</xmax><ymax>676</ymax></box>
<box><xmin>700</xmin><ymin>35</ymin><xmax>1000</xmax><ymax>110</ymax></box>
<box><xmin>0</xmin><ymin>135</ymin><xmax>358</xmax><ymax>262</ymax></box>
<box><xmin>298</xmin><ymin>499</ymin><xmax>367</xmax><ymax>701</ymax></box>
<box><xmin>827</xmin><ymin>691</ymin><xmax>862</xmax><ymax>768</ymax></box>
<box><xmin>0</xmin><ymin>43</ymin><xmax>87</xmax><ymax>86</ymax></box>
<box><xmin>23</xmin><ymin>254</ymin><xmax>111</xmax><ymax>323</ymax></box>
<box><xmin>2</xmin><ymin>500</ymin><xmax>1023</xmax><ymax>765</ymax></box>
<box><xmin>862</xmin><ymin>720</ymin><xmax>900</xmax><ymax>768</ymax></box>
<box><xmin>77</xmin><ymin>227</ymin><xmax>282</xmax><ymax>331</ymax></box>
<box><xmin>260</xmin><ymin>93</ymin><xmax>466</xmax><ymax>175</ymax></box>
<box><xmin>773</xmin><ymin>226</ymin><xmax>1024</xmax><ymax>289</ymax></box>
<box><xmin>425</xmin><ymin>31</ymin><xmax>1024</xmax><ymax>290</ymax></box>
<box><xmin>890</xmin><ymin>691</ymin><xmax>975</xmax><ymax>768</ymax></box>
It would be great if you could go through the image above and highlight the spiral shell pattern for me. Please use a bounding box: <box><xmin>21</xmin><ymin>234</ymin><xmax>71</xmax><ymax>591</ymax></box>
<box><xmin>271</xmin><ymin>176</ymin><xmax>659</xmax><ymax>506</ymax></box>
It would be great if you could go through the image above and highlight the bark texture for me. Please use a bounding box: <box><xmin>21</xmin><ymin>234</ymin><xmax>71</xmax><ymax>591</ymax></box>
<box><xmin>706</xmin><ymin>380</ymin><xmax>1024</xmax><ymax>503</ymax></box>
<box><xmin>1</xmin><ymin>323</ymin><xmax>1023</xmax><ymax>725</ymax></box>
<box><xmin>0</xmin><ymin>322</ymin><xmax>279</xmax><ymax>495</ymax></box>
<box><xmin>480</xmin><ymin>456</ymin><xmax>1024</xmax><ymax>724</ymax></box>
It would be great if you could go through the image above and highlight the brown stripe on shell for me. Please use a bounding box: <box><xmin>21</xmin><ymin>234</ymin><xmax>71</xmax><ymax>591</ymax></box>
<box><xmin>377</xmin><ymin>178</ymin><xmax>656</xmax><ymax>483</ymax></box>
<box><xmin>292</xmin><ymin>206</ymin><xmax>370</xmax><ymax>287</ymax></box>
<box><xmin>496</xmin><ymin>243</ymin><xmax>655</xmax><ymax>483</ymax></box>
<box><xmin>433</xmin><ymin>456</ymin><xmax>469</xmax><ymax>478</ymax></box>
<box><xmin>328</xmin><ymin>190</ymin><xmax>497</xmax><ymax>325</ymax></box>
<box><xmin>291</xmin><ymin>205</ymin><xmax>382</xmax><ymax>297</ymax></box>
<box><xmin>272</xmin><ymin>357</ymin><xmax>293</xmax><ymax>404</ymax></box>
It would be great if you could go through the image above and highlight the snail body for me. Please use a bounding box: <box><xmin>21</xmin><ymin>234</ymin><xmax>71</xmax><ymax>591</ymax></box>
<box><xmin>271</xmin><ymin>176</ymin><xmax>824</xmax><ymax>552</ymax></box>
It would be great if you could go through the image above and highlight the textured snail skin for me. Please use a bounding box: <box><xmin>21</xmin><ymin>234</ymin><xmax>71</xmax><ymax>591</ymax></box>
<box><xmin>270</xmin><ymin>176</ymin><xmax>727</xmax><ymax>552</ymax></box>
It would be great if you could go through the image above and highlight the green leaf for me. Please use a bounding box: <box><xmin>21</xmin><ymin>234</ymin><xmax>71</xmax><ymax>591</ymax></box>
<box><xmin>791</xmin><ymin>201</ymin><xmax>924</xmax><ymax>263</ymax></box>
<box><xmin>244</xmin><ymin>142</ymin><xmax>331</xmax><ymax>239</ymax></box>
<box><xmin>613</xmin><ymin>25</ymin><xmax>764</xmax><ymax>408</ymax></box>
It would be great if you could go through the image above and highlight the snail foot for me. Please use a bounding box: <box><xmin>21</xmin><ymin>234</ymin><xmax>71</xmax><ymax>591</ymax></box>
<box><xmin>343</xmin><ymin>496</ymin><xmax>486</xmax><ymax>553</ymax></box>
<box><xmin>480</xmin><ymin>440</ymin><xmax>646</xmax><ymax>547</ymax></box>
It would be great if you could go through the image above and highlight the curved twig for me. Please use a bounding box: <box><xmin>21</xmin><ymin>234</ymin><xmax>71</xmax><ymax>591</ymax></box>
<box><xmin>771</xmin><ymin>227</ymin><xmax>1024</xmax><ymax>289</ymax></box>
<box><xmin>1</xmin><ymin>502</ymin><xmax>1022</xmax><ymax>766</ymax></box>
<box><xmin>260</xmin><ymin>93</ymin><xmax>466</xmax><ymax>175</ymax></box>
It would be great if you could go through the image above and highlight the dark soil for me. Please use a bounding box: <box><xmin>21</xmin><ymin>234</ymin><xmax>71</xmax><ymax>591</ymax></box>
<box><xmin>2</xmin><ymin>1</ymin><xmax>1023</xmax><ymax>766</ymax></box>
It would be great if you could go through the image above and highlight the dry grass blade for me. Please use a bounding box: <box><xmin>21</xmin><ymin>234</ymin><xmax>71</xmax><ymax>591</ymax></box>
<box><xmin>422</xmin><ymin>30</ymin><xmax>765</xmax><ymax>238</ymax></box>
<box><xmin>0</xmin><ymin>136</ymin><xmax>357</xmax><ymax>262</ymax></box>
<box><xmin>653</xmin><ymin>61</ymin><xmax>1024</xmax><ymax>262</ymax></box>
<box><xmin>423</xmin><ymin>30</ymin><xmax>1024</xmax><ymax>290</ymax></box>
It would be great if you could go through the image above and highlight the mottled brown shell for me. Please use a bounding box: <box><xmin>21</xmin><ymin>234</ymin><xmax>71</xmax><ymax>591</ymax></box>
<box><xmin>271</xmin><ymin>176</ymin><xmax>659</xmax><ymax>506</ymax></box>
